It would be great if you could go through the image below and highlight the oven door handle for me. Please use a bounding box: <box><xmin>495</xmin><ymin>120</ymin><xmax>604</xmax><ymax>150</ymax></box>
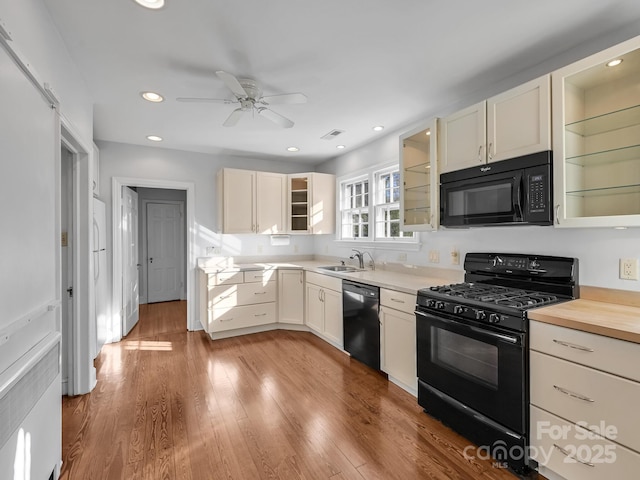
<box><xmin>416</xmin><ymin>310</ymin><xmax>521</xmax><ymax>345</ymax></box>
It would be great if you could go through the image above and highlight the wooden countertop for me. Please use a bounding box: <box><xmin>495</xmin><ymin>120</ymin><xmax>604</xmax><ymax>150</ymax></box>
<box><xmin>528</xmin><ymin>286</ymin><xmax>640</xmax><ymax>344</ymax></box>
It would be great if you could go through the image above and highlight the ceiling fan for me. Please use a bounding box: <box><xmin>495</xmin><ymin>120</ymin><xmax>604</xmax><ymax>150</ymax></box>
<box><xmin>177</xmin><ymin>71</ymin><xmax>307</xmax><ymax>128</ymax></box>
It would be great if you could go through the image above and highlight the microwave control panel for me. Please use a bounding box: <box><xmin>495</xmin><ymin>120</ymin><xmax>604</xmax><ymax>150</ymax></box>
<box><xmin>528</xmin><ymin>173</ymin><xmax>548</xmax><ymax>213</ymax></box>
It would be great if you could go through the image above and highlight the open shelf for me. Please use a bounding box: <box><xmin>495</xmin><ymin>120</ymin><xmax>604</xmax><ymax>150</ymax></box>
<box><xmin>566</xmin><ymin>144</ymin><xmax>640</xmax><ymax>166</ymax></box>
<box><xmin>566</xmin><ymin>183</ymin><xmax>640</xmax><ymax>198</ymax></box>
<box><xmin>404</xmin><ymin>184</ymin><xmax>430</xmax><ymax>193</ymax></box>
<box><xmin>565</xmin><ymin>104</ymin><xmax>640</xmax><ymax>137</ymax></box>
<box><xmin>404</xmin><ymin>162</ymin><xmax>431</xmax><ymax>173</ymax></box>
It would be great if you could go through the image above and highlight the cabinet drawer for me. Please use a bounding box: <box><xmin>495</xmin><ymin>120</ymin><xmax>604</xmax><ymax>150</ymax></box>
<box><xmin>530</xmin><ymin>350</ymin><xmax>640</xmax><ymax>453</ymax></box>
<box><xmin>244</xmin><ymin>269</ymin><xmax>277</xmax><ymax>283</ymax></box>
<box><xmin>210</xmin><ymin>303</ymin><xmax>276</xmax><ymax>332</ymax></box>
<box><xmin>380</xmin><ymin>289</ymin><xmax>416</xmax><ymax>315</ymax></box>
<box><xmin>530</xmin><ymin>406</ymin><xmax>640</xmax><ymax>480</ymax></box>
<box><xmin>207</xmin><ymin>280</ymin><xmax>276</xmax><ymax>309</ymax></box>
<box><xmin>207</xmin><ymin>270</ymin><xmax>244</xmax><ymax>286</ymax></box>
<box><xmin>530</xmin><ymin>320</ymin><xmax>640</xmax><ymax>382</ymax></box>
<box><xmin>306</xmin><ymin>271</ymin><xmax>342</xmax><ymax>292</ymax></box>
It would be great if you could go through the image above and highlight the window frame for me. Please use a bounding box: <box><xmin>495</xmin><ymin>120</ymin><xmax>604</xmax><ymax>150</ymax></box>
<box><xmin>337</xmin><ymin>163</ymin><xmax>418</xmax><ymax>246</ymax></box>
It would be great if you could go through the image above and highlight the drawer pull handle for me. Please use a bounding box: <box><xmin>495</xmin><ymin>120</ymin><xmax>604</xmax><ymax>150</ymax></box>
<box><xmin>390</xmin><ymin>298</ymin><xmax>405</xmax><ymax>303</ymax></box>
<box><xmin>553</xmin><ymin>444</ymin><xmax>595</xmax><ymax>468</ymax></box>
<box><xmin>254</xmin><ymin>313</ymin><xmax>267</xmax><ymax>317</ymax></box>
<box><xmin>553</xmin><ymin>385</ymin><xmax>595</xmax><ymax>403</ymax></box>
<box><xmin>220</xmin><ymin>318</ymin><xmax>234</xmax><ymax>322</ymax></box>
<box><xmin>219</xmin><ymin>294</ymin><xmax>233</xmax><ymax>299</ymax></box>
<box><xmin>553</xmin><ymin>339</ymin><xmax>594</xmax><ymax>352</ymax></box>
<box><xmin>254</xmin><ymin>292</ymin><xmax>267</xmax><ymax>295</ymax></box>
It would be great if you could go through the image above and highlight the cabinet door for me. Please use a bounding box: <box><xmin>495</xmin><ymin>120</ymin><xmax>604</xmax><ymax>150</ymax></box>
<box><xmin>278</xmin><ymin>270</ymin><xmax>304</xmax><ymax>324</ymax></box>
<box><xmin>220</xmin><ymin>169</ymin><xmax>255</xmax><ymax>233</ymax></box>
<box><xmin>305</xmin><ymin>283</ymin><xmax>324</xmax><ymax>332</ymax></box>
<box><xmin>440</xmin><ymin>101</ymin><xmax>486</xmax><ymax>174</ymax></box>
<box><xmin>256</xmin><ymin>171</ymin><xmax>286</xmax><ymax>234</ymax></box>
<box><xmin>309</xmin><ymin>173</ymin><xmax>336</xmax><ymax>234</ymax></box>
<box><xmin>400</xmin><ymin>119</ymin><xmax>439</xmax><ymax>231</ymax></box>
<box><xmin>380</xmin><ymin>306</ymin><xmax>416</xmax><ymax>393</ymax></box>
<box><xmin>322</xmin><ymin>287</ymin><xmax>343</xmax><ymax>347</ymax></box>
<box><xmin>487</xmin><ymin>75</ymin><xmax>550</xmax><ymax>163</ymax></box>
<box><xmin>552</xmin><ymin>35</ymin><xmax>640</xmax><ymax>228</ymax></box>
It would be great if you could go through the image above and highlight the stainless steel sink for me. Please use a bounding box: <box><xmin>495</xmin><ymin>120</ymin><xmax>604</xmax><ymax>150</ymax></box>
<box><xmin>318</xmin><ymin>265</ymin><xmax>359</xmax><ymax>272</ymax></box>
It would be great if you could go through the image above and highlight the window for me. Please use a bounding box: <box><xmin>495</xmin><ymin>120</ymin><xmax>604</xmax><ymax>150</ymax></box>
<box><xmin>339</xmin><ymin>166</ymin><xmax>415</xmax><ymax>242</ymax></box>
<box><xmin>341</xmin><ymin>177</ymin><xmax>369</xmax><ymax>239</ymax></box>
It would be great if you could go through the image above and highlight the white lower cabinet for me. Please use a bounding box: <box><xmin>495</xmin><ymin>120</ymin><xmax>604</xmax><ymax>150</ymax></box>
<box><xmin>278</xmin><ymin>269</ymin><xmax>304</xmax><ymax>324</ymax></box>
<box><xmin>380</xmin><ymin>289</ymin><xmax>417</xmax><ymax>395</ymax></box>
<box><xmin>304</xmin><ymin>271</ymin><xmax>343</xmax><ymax>348</ymax></box>
<box><xmin>199</xmin><ymin>269</ymin><xmax>277</xmax><ymax>334</ymax></box>
<box><xmin>530</xmin><ymin>320</ymin><xmax>640</xmax><ymax>479</ymax></box>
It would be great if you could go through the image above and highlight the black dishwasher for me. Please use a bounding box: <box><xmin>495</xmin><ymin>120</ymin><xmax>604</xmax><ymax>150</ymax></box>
<box><xmin>342</xmin><ymin>280</ymin><xmax>380</xmax><ymax>370</ymax></box>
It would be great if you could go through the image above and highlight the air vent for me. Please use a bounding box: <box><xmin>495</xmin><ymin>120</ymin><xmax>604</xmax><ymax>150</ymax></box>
<box><xmin>321</xmin><ymin>129</ymin><xmax>345</xmax><ymax>140</ymax></box>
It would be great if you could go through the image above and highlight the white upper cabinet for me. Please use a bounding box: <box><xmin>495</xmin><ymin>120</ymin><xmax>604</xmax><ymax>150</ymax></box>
<box><xmin>399</xmin><ymin>118</ymin><xmax>439</xmax><ymax>231</ymax></box>
<box><xmin>217</xmin><ymin>168</ymin><xmax>286</xmax><ymax>234</ymax></box>
<box><xmin>552</xmin><ymin>35</ymin><xmax>640</xmax><ymax>228</ymax></box>
<box><xmin>440</xmin><ymin>75</ymin><xmax>551</xmax><ymax>174</ymax></box>
<box><xmin>287</xmin><ymin>172</ymin><xmax>335</xmax><ymax>234</ymax></box>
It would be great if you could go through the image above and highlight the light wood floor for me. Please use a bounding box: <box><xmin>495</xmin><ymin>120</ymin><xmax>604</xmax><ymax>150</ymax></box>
<box><xmin>61</xmin><ymin>301</ymin><xmax>541</xmax><ymax>479</ymax></box>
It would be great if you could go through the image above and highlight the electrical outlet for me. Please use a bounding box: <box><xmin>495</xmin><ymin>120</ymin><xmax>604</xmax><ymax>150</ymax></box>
<box><xmin>620</xmin><ymin>258</ymin><xmax>639</xmax><ymax>280</ymax></box>
<box><xmin>398</xmin><ymin>252</ymin><xmax>407</xmax><ymax>262</ymax></box>
<box><xmin>450</xmin><ymin>248</ymin><xmax>460</xmax><ymax>265</ymax></box>
<box><xmin>429</xmin><ymin>250</ymin><xmax>440</xmax><ymax>263</ymax></box>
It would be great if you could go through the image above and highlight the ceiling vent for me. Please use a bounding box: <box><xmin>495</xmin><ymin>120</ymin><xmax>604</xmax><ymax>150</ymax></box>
<box><xmin>321</xmin><ymin>129</ymin><xmax>345</xmax><ymax>140</ymax></box>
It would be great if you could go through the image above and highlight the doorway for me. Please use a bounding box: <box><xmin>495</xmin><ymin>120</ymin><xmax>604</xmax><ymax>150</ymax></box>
<box><xmin>112</xmin><ymin>178</ymin><xmax>196</xmax><ymax>340</ymax></box>
<box><xmin>60</xmin><ymin>145</ymin><xmax>74</xmax><ymax>396</ymax></box>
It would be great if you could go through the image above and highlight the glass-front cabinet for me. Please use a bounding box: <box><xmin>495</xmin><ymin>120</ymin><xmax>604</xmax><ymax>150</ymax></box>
<box><xmin>553</xmin><ymin>35</ymin><xmax>640</xmax><ymax>227</ymax></box>
<box><xmin>399</xmin><ymin>118</ymin><xmax>439</xmax><ymax>231</ymax></box>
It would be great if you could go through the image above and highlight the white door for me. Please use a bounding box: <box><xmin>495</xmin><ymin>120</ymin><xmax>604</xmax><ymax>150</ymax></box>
<box><xmin>256</xmin><ymin>171</ymin><xmax>286</xmax><ymax>233</ymax></box>
<box><xmin>221</xmin><ymin>168</ymin><xmax>255</xmax><ymax>233</ymax></box>
<box><xmin>147</xmin><ymin>202</ymin><xmax>182</xmax><ymax>303</ymax></box>
<box><xmin>122</xmin><ymin>187</ymin><xmax>139</xmax><ymax>336</ymax></box>
<box><xmin>440</xmin><ymin>101</ymin><xmax>487</xmax><ymax>173</ymax></box>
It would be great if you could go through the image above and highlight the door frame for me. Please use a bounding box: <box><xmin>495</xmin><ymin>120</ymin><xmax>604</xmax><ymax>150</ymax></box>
<box><xmin>112</xmin><ymin>177</ymin><xmax>196</xmax><ymax>338</ymax></box>
<box><xmin>59</xmin><ymin>116</ymin><xmax>93</xmax><ymax>395</ymax></box>
<box><xmin>141</xmin><ymin>199</ymin><xmax>186</xmax><ymax>304</ymax></box>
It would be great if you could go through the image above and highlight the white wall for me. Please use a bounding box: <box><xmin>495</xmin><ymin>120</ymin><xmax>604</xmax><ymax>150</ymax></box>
<box><xmin>0</xmin><ymin>0</ymin><xmax>93</xmax><ymax>477</ymax></box>
<box><xmin>97</xmin><ymin>140</ymin><xmax>318</xmax><ymax>333</ymax></box>
<box><xmin>315</xmin><ymin>26</ymin><xmax>640</xmax><ymax>291</ymax></box>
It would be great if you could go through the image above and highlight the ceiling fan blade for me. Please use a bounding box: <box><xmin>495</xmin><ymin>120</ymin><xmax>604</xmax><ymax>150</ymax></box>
<box><xmin>260</xmin><ymin>93</ymin><xmax>307</xmax><ymax>105</ymax></box>
<box><xmin>223</xmin><ymin>108</ymin><xmax>245</xmax><ymax>127</ymax></box>
<box><xmin>258</xmin><ymin>107</ymin><xmax>294</xmax><ymax>128</ymax></box>
<box><xmin>176</xmin><ymin>97</ymin><xmax>237</xmax><ymax>104</ymax></box>
<box><xmin>216</xmin><ymin>70</ymin><xmax>248</xmax><ymax>98</ymax></box>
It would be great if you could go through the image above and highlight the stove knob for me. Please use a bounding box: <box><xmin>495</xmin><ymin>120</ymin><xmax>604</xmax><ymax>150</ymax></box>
<box><xmin>489</xmin><ymin>313</ymin><xmax>501</xmax><ymax>324</ymax></box>
<box><xmin>453</xmin><ymin>305</ymin><xmax>465</xmax><ymax>314</ymax></box>
<box><xmin>435</xmin><ymin>301</ymin><xmax>446</xmax><ymax>310</ymax></box>
<box><xmin>475</xmin><ymin>310</ymin><xmax>486</xmax><ymax>321</ymax></box>
<box><xmin>427</xmin><ymin>299</ymin><xmax>436</xmax><ymax>308</ymax></box>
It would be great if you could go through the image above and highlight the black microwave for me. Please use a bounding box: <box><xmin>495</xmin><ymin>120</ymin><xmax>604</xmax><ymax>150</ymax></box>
<box><xmin>440</xmin><ymin>151</ymin><xmax>553</xmax><ymax>228</ymax></box>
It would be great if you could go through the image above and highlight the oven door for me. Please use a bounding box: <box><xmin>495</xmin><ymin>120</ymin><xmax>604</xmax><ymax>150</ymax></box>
<box><xmin>416</xmin><ymin>309</ymin><xmax>526</xmax><ymax>434</ymax></box>
<box><xmin>440</xmin><ymin>169</ymin><xmax>524</xmax><ymax>227</ymax></box>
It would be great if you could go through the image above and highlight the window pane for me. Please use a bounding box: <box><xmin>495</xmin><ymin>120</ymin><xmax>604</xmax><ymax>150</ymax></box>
<box><xmin>355</xmin><ymin>183</ymin><xmax>362</xmax><ymax>196</ymax></box>
<box><xmin>363</xmin><ymin>191</ymin><xmax>369</xmax><ymax>207</ymax></box>
<box><xmin>362</xmin><ymin>213</ymin><xmax>368</xmax><ymax>222</ymax></box>
<box><xmin>390</xmin><ymin>209</ymin><xmax>399</xmax><ymax>220</ymax></box>
<box><xmin>392</xmin><ymin>186</ymin><xmax>400</xmax><ymax>202</ymax></box>
<box><xmin>362</xmin><ymin>224</ymin><xmax>369</xmax><ymax>237</ymax></box>
<box><xmin>391</xmin><ymin>222</ymin><xmax>400</xmax><ymax>237</ymax></box>
<box><xmin>393</xmin><ymin>172</ymin><xmax>399</xmax><ymax>188</ymax></box>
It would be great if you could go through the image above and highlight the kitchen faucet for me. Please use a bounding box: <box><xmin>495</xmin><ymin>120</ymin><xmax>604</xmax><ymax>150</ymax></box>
<box><xmin>350</xmin><ymin>249</ymin><xmax>365</xmax><ymax>269</ymax></box>
<box><xmin>350</xmin><ymin>249</ymin><xmax>375</xmax><ymax>270</ymax></box>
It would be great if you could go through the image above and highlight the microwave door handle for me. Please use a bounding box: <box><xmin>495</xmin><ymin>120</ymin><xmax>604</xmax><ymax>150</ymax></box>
<box><xmin>513</xmin><ymin>174</ymin><xmax>524</xmax><ymax>220</ymax></box>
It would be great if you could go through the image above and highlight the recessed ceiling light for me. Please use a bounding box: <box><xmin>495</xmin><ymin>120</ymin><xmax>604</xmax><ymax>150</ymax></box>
<box><xmin>146</xmin><ymin>135</ymin><xmax>163</xmax><ymax>142</ymax></box>
<box><xmin>606</xmin><ymin>59</ymin><xmax>623</xmax><ymax>67</ymax></box>
<box><xmin>141</xmin><ymin>91</ymin><xmax>164</xmax><ymax>102</ymax></box>
<box><xmin>336</xmin><ymin>145</ymin><xmax>346</xmax><ymax>149</ymax></box>
<box><xmin>133</xmin><ymin>0</ymin><xmax>165</xmax><ymax>9</ymax></box>
<box><xmin>286</xmin><ymin>146</ymin><xmax>299</xmax><ymax>152</ymax></box>
<box><xmin>372</xmin><ymin>125</ymin><xmax>384</xmax><ymax>132</ymax></box>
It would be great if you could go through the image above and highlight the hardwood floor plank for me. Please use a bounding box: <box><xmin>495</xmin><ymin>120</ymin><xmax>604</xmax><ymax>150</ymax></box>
<box><xmin>62</xmin><ymin>300</ymin><xmax>544</xmax><ymax>480</ymax></box>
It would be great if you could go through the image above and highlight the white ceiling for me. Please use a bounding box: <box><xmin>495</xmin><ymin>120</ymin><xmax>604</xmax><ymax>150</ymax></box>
<box><xmin>43</xmin><ymin>0</ymin><xmax>640</xmax><ymax>165</ymax></box>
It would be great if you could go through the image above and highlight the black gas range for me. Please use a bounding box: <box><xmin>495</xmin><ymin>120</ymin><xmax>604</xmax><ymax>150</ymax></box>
<box><xmin>415</xmin><ymin>253</ymin><xmax>578</xmax><ymax>473</ymax></box>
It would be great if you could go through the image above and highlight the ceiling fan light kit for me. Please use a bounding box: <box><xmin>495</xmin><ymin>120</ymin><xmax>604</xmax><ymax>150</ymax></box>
<box><xmin>177</xmin><ymin>70</ymin><xmax>306</xmax><ymax>129</ymax></box>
